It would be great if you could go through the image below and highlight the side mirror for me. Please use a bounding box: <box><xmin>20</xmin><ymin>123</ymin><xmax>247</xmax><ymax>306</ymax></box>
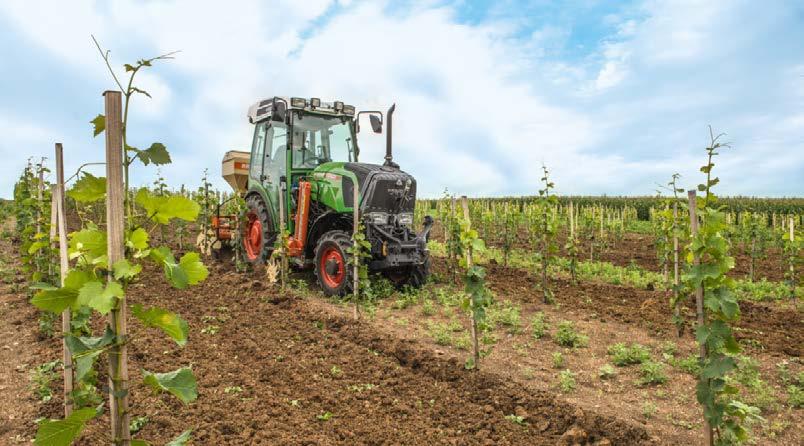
<box><xmin>370</xmin><ymin>114</ymin><xmax>382</xmax><ymax>133</ymax></box>
<box><xmin>271</xmin><ymin>99</ymin><xmax>286</xmax><ymax>122</ymax></box>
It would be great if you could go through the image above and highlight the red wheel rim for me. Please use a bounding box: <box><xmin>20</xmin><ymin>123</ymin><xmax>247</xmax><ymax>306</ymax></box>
<box><xmin>244</xmin><ymin>213</ymin><xmax>262</xmax><ymax>261</ymax></box>
<box><xmin>320</xmin><ymin>246</ymin><xmax>345</xmax><ymax>288</ymax></box>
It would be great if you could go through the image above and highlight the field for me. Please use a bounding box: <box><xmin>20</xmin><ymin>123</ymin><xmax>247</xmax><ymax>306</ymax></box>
<box><xmin>1</xmin><ymin>184</ymin><xmax>802</xmax><ymax>445</ymax></box>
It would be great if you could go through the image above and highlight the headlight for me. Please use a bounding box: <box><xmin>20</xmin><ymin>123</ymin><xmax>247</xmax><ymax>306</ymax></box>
<box><xmin>397</xmin><ymin>213</ymin><xmax>413</xmax><ymax>226</ymax></box>
<box><xmin>342</xmin><ymin>104</ymin><xmax>355</xmax><ymax>115</ymax></box>
<box><xmin>367</xmin><ymin>212</ymin><xmax>388</xmax><ymax>225</ymax></box>
<box><xmin>290</xmin><ymin>97</ymin><xmax>306</xmax><ymax>108</ymax></box>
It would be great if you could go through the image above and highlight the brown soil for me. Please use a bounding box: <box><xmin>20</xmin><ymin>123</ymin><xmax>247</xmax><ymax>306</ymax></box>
<box><xmin>445</xmin><ymin>258</ymin><xmax>802</xmax><ymax>358</ymax></box>
<box><xmin>1</xmin><ymin>246</ymin><xmax>646</xmax><ymax>445</ymax></box>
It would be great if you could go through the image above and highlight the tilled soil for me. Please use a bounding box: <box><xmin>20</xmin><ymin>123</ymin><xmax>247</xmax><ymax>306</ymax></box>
<box><xmin>2</xmin><ymin>253</ymin><xmax>647</xmax><ymax>445</ymax></box>
<box><xmin>449</xmin><ymin>258</ymin><xmax>802</xmax><ymax>357</ymax></box>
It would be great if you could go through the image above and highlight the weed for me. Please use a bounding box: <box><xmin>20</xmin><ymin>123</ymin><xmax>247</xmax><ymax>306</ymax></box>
<box><xmin>669</xmin><ymin>354</ymin><xmax>701</xmax><ymax>375</ymax></box>
<box><xmin>224</xmin><ymin>386</ymin><xmax>243</xmax><ymax>394</ymax></box>
<box><xmin>129</xmin><ymin>416</ymin><xmax>148</xmax><ymax>435</ymax></box>
<box><xmin>317</xmin><ymin>411</ymin><xmax>333</xmax><ymax>421</ymax></box>
<box><xmin>608</xmin><ymin>343</ymin><xmax>650</xmax><ymax>366</ymax></box>
<box><xmin>599</xmin><ymin>364</ymin><xmax>616</xmax><ymax>380</ymax></box>
<box><xmin>421</xmin><ymin>298</ymin><xmax>435</xmax><ymax>316</ymax></box>
<box><xmin>521</xmin><ymin>367</ymin><xmax>535</xmax><ymax>380</ymax></box>
<box><xmin>504</xmin><ymin>414</ymin><xmax>527</xmax><ymax>426</ymax></box>
<box><xmin>642</xmin><ymin>401</ymin><xmax>657</xmax><ymax>419</ymax></box>
<box><xmin>729</xmin><ymin>356</ymin><xmax>778</xmax><ymax>411</ymax></box>
<box><xmin>29</xmin><ymin>360</ymin><xmax>60</xmax><ymax>402</ymax></box>
<box><xmin>554</xmin><ymin>321</ymin><xmax>588</xmax><ymax>348</ymax></box>
<box><xmin>330</xmin><ymin>366</ymin><xmax>343</xmax><ymax>378</ymax></box>
<box><xmin>348</xmin><ymin>383</ymin><xmax>377</xmax><ymax>392</ymax></box>
<box><xmin>487</xmin><ymin>301</ymin><xmax>522</xmax><ymax>334</ymax></box>
<box><xmin>531</xmin><ymin>312</ymin><xmax>548</xmax><ymax>339</ymax></box>
<box><xmin>201</xmin><ymin>324</ymin><xmax>219</xmax><ymax>335</ymax></box>
<box><xmin>639</xmin><ymin>361</ymin><xmax>668</xmax><ymax>386</ymax></box>
<box><xmin>558</xmin><ymin>369</ymin><xmax>576</xmax><ymax>393</ymax></box>
<box><xmin>552</xmin><ymin>352</ymin><xmax>565</xmax><ymax>369</ymax></box>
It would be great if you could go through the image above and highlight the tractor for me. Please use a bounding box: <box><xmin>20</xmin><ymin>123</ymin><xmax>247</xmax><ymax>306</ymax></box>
<box><xmin>218</xmin><ymin>97</ymin><xmax>433</xmax><ymax>295</ymax></box>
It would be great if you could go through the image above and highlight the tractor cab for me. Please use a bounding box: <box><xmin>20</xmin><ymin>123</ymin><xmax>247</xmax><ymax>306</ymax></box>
<box><xmin>221</xmin><ymin>96</ymin><xmax>432</xmax><ymax>295</ymax></box>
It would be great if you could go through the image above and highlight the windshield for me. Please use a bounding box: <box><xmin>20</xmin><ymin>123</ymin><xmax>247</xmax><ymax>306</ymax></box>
<box><xmin>291</xmin><ymin>113</ymin><xmax>355</xmax><ymax>168</ymax></box>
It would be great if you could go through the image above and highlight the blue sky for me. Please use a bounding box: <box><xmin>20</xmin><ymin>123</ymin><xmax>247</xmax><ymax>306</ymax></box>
<box><xmin>1</xmin><ymin>0</ymin><xmax>802</xmax><ymax>199</ymax></box>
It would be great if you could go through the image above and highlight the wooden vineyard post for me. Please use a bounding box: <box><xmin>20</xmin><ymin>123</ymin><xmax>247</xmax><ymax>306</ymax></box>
<box><xmin>569</xmin><ymin>201</ymin><xmax>574</xmax><ymax>239</ymax></box>
<box><xmin>673</xmin><ymin>201</ymin><xmax>681</xmax><ymax>337</ymax></box>
<box><xmin>352</xmin><ymin>185</ymin><xmax>360</xmax><ymax>320</ymax></box>
<box><xmin>54</xmin><ymin>143</ymin><xmax>74</xmax><ymax>416</ymax></box>
<box><xmin>278</xmin><ymin>182</ymin><xmax>287</xmax><ymax>290</ymax></box>
<box><xmin>36</xmin><ymin>163</ymin><xmax>44</xmax><ymax>236</ymax></box>
<box><xmin>104</xmin><ymin>90</ymin><xmax>131</xmax><ymax>445</ymax></box>
<box><xmin>688</xmin><ymin>190</ymin><xmax>713</xmax><ymax>446</ymax></box>
<box><xmin>450</xmin><ymin>197</ymin><xmax>457</xmax><ymax>284</ymax></box>
<box><xmin>790</xmin><ymin>217</ymin><xmax>796</xmax><ymax>300</ymax></box>
<box><xmin>460</xmin><ymin>196</ymin><xmax>480</xmax><ymax>369</ymax></box>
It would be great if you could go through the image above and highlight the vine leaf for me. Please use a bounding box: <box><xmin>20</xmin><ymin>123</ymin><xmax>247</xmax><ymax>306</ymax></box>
<box><xmin>69</xmin><ymin>228</ymin><xmax>108</xmax><ymax>264</ymax></box>
<box><xmin>91</xmin><ymin>114</ymin><xmax>105</xmax><ymax>137</ymax></box>
<box><xmin>30</xmin><ymin>288</ymin><xmax>79</xmax><ymax>314</ymax></box>
<box><xmin>68</xmin><ymin>173</ymin><xmax>106</xmax><ymax>203</ymax></box>
<box><xmin>136</xmin><ymin>189</ymin><xmax>200</xmax><ymax>224</ymax></box>
<box><xmin>113</xmin><ymin>259</ymin><xmax>142</xmax><ymax>281</ymax></box>
<box><xmin>133</xmin><ymin>142</ymin><xmax>171</xmax><ymax>166</ymax></box>
<box><xmin>77</xmin><ymin>280</ymin><xmax>124</xmax><ymax>315</ymax></box>
<box><xmin>34</xmin><ymin>407</ymin><xmax>98</xmax><ymax>446</ymax></box>
<box><xmin>179</xmin><ymin>252</ymin><xmax>209</xmax><ymax>286</ymax></box>
<box><xmin>65</xmin><ymin>328</ymin><xmax>116</xmax><ymax>381</ymax></box>
<box><xmin>126</xmin><ymin>227</ymin><xmax>150</xmax><ymax>252</ymax></box>
<box><xmin>30</xmin><ymin>270</ymin><xmax>94</xmax><ymax>313</ymax></box>
<box><xmin>132</xmin><ymin>304</ymin><xmax>189</xmax><ymax>346</ymax></box>
<box><xmin>142</xmin><ymin>367</ymin><xmax>198</xmax><ymax>404</ymax></box>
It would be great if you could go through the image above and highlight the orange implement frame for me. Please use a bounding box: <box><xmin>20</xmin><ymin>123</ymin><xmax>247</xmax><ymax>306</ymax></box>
<box><xmin>287</xmin><ymin>181</ymin><xmax>311</xmax><ymax>257</ymax></box>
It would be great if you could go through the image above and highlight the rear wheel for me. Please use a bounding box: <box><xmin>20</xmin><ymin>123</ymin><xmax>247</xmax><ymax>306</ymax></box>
<box><xmin>242</xmin><ymin>194</ymin><xmax>275</xmax><ymax>264</ymax></box>
<box><xmin>314</xmin><ymin>230</ymin><xmax>354</xmax><ymax>296</ymax></box>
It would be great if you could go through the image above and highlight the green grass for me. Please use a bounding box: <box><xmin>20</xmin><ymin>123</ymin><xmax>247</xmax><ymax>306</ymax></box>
<box><xmin>608</xmin><ymin>343</ymin><xmax>651</xmax><ymax>366</ymax></box>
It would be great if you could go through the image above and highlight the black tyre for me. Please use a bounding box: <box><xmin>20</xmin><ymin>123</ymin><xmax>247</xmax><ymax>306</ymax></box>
<box><xmin>242</xmin><ymin>194</ymin><xmax>275</xmax><ymax>264</ymax></box>
<box><xmin>314</xmin><ymin>230</ymin><xmax>354</xmax><ymax>296</ymax></box>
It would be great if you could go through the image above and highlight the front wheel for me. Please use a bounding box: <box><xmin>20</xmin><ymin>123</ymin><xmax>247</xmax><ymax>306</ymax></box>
<box><xmin>242</xmin><ymin>194</ymin><xmax>275</xmax><ymax>264</ymax></box>
<box><xmin>314</xmin><ymin>230</ymin><xmax>354</xmax><ymax>296</ymax></box>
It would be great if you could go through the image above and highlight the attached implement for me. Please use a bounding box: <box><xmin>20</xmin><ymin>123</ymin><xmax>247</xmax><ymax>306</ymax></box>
<box><xmin>221</xmin><ymin>96</ymin><xmax>432</xmax><ymax>295</ymax></box>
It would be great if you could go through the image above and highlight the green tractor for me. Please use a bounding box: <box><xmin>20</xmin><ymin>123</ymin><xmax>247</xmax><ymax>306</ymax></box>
<box><xmin>220</xmin><ymin>97</ymin><xmax>433</xmax><ymax>295</ymax></box>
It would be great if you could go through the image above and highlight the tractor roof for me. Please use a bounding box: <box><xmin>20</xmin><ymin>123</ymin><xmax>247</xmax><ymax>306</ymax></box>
<box><xmin>247</xmin><ymin>96</ymin><xmax>356</xmax><ymax>123</ymax></box>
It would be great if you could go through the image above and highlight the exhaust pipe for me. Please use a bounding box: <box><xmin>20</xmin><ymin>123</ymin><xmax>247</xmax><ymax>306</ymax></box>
<box><xmin>384</xmin><ymin>103</ymin><xmax>398</xmax><ymax>168</ymax></box>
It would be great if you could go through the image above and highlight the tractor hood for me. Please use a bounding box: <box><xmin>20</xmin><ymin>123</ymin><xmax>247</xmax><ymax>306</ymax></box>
<box><xmin>312</xmin><ymin>162</ymin><xmax>417</xmax><ymax>213</ymax></box>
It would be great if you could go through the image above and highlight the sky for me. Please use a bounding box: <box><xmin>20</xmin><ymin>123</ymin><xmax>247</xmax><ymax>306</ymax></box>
<box><xmin>0</xmin><ymin>0</ymin><xmax>802</xmax><ymax>199</ymax></box>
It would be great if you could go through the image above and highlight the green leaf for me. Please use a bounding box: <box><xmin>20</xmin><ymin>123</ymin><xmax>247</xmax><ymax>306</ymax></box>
<box><xmin>124</xmin><ymin>63</ymin><xmax>136</xmax><ymax>72</ymax></box>
<box><xmin>77</xmin><ymin>281</ymin><xmax>123</xmax><ymax>315</ymax></box>
<box><xmin>178</xmin><ymin>252</ymin><xmax>208</xmax><ymax>286</ymax></box>
<box><xmin>701</xmin><ymin>355</ymin><xmax>736</xmax><ymax>379</ymax></box>
<box><xmin>28</xmin><ymin>240</ymin><xmax>49</xmax><ymax>255</ymax></box>
<box><xmin>144</xmin><ymin>142</ymin><xmax>171</xmax><ymax>165</ymax></box>
<box><xmin>69</xmin><ymin>228</ymin><xmax>107</xmax><ymax>262</ymax></box>
<box><xmin>132</xmin><ymin>304</ymin><xmax>189</xmax><ymax>346</ymax></box>
<box><xmin>131</xmin><ymin>87</ymin><xmax>152</xmax><ymax>99</ymax></box>
<box><xmin>34</xmin><ymin>407</ymin><xmax>97</xmax><ymax>446</ymax></box>
<box><xmin>113</xmin><ymin>259</ymin><xmax>142</xmax><ymax>281</ymax></box>
<box><xmin>126</xmin><ymin>228</ymin><xmax>150</xmax><ymax>251</ymax></box>
<box><xmin>131</xmin><ymin>440</ymin><xmax>150</xmax><ymax>446</ymax></box>
<box><xmin>68</xmin><ymin>173</ymin><xmax>106</xmax><ymax>203</ymax></box>
<box><xmin>31</xmin><ymin>288</ymin><xmax>79</xmax><ymax>314</ymax></box>
<box><xmin>91</xmin><ymin>114</ymin><xmax>105</xmax><ymax>137</ymax></box>
<box><xmin>143</xmin><ymin>367</ymin><xmax>198</xmax><ymax>404</ymax></box>
<box><xmin>65</xmin><ymin>328</ymin><xmax>115</xmax><ymax>381</ymax></box>
<box><xmin>166</xmin><ymin>430</ymin><xmax>193</xmax><ymax>446</ymax></box>
<box><xmin>136</xmin><ymin>189</ymin><xmax>199</xmax><ymax>224</ymax></box>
